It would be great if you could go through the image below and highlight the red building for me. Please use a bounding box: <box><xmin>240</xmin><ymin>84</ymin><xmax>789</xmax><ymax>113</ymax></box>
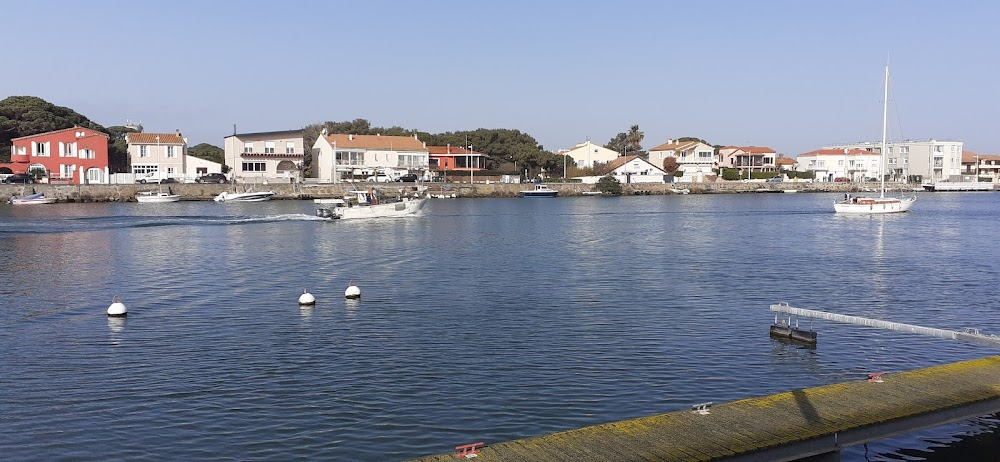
<box><xmin>3</xmin><ymin>127</ymin><xmax>110</xmax><ymax>184</ymax></box>
<box><xmin>427</xmin><ymin>145</ymin><xmax>484</xmax><ymax>172</ymax></box>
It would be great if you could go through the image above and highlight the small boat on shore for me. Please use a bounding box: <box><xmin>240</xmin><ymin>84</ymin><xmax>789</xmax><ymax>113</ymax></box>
<box><xmin>521</xmin><ymin>184</ymin><xmax>558</xmax><ymax>197</ymax></box>
<box><xmin>669</xmin><ymin>188</ymin><xmax>690</xmax><ymax>195</ymax></box>
<box><xmin>8</xmin><ymin>192</ymin><xmax>56</xmax><ymax>205</ymax></box>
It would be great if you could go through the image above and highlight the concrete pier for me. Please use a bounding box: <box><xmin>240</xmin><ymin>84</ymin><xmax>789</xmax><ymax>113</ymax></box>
<box><xmin>411</xmin><ymin>355</ymin><xmax>1000</xmax><ymax>461</ymax></box>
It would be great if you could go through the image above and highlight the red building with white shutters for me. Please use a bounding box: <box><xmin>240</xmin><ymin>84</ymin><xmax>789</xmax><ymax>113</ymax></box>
<box><xmin>3</xmin><ymin>127</ymin><xmax>110</xmax><ymax>184</ymax></box>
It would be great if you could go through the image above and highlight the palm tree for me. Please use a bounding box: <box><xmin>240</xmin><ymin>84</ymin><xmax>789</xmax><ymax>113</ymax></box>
<box><xmin>625</xmin><ymin>124</ymin><xmax>644</xmax><ymax>155</ymax></box>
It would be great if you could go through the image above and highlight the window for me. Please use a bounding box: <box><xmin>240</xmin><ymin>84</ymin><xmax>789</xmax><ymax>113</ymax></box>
<box><xmin>86</xmin><ymin>168</ymin><xmax>102</xmax><ymax>182</ymax></box>
<box><xmin>698</xmin><ymin>151</ymin><xmax>712</xmax><ymax>159</ymax></box>
<box><xmin>335</xmin><ymin>150</ymin><xmax>364</xmax><ymax>166</ymax></box>
<box><xmin>934</xmin><ymin>145</ymin><xmax>943</xmax><ymax>153</ymax></box>
<box><xmin>242</xmin><ymin>162</ymin><xmax>266</xmax><ymax>172</ymax></box>
<box><xmin>80</xmin><ymin>149</ymin><xmax>94</xmax><ymax>159</ymax></box>
<box><xmin>61</xmin><ymin>164</ymin><xmax>74</xmax><ymax>178</ymax></box>
<box><xmin>16</xmin><ymin>146</ymin><xmax>26</xmax><ymax>156</ymax></box>
<box><xmin>166</xmin><ymin>167</ymin><xmax>176</xmax><ymax>175</ymax></box>
<box><xmin>265</xmin><ymin>141</ymin><xmax>275</xmax><ymax>154</ymax></box>
<box><xmin>132</xmin><ymin>165</ymin><xmax>158</xmax><ymax>175</ymax></box>
<box><xmin>397</xmin><ymin>154</ymin><xmax>426</xmax><ymax>167</ymax></box>
<box><xmin>61</xmin><ymin>142</ymin><xmax>75</xmax><ymax>157</ymax></box>
<box><xmin>34</xmin><ymin>142</ymin><xmax>48</xmax><ymax>156</ymax></box>
<box><xmin>166</xmin><ymin>146</ymin><xmax>176</xmax><ymax>158</ymax></box>
<box><xmin>286</xmin><ymin>141</ymin><xmax>295</xmax><ymax>154</ymax></box>
<box><xmin>900</xmin><ymin>146</ymin><xmax>909</xmax><ymax>154</ymax></box>
<box><xmin>243</xmin><ymin>142</ymin><xmax>254</xmax><ymax>154</ymax></box>
<box><xmin>140</xmin><ymin>145</ymin><xmax>148</xmax><ymax>158</ymax></box>
<box><xmin>838</xmin><ymin>160</ymin><xmax>844</xmax><ymax>166</ymax></box>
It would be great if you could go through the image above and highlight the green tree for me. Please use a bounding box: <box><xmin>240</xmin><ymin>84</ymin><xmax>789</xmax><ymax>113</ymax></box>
<box><xmin>105</xmin><ymin>125</ymin><xmax>140</xmax><ymax>173</ymax></box>
<box><xmin>596</xmin><ymin>174</ymin><xmax>623</xmax><ymax>195</ymax></box>
<box><xmin>188</xmin><ymin>143</ymin><xmax>226</xmax><ymax>170</ymax></box>
<box><xmin>0</xmin><ymin>96</ymin><xmax>107</xmax><ymax>163</ymax></box>
<box><xmin>605</xmin><ymin>124</ymin><xmax>645</xmax><ymax>157</ymax></box>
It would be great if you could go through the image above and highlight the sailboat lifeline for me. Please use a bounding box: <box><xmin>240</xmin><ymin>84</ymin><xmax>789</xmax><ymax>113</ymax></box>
<box><xmin>833</xmin><ymin>65</ymin><xmax>916</xmax><ymax>214</ymax></box>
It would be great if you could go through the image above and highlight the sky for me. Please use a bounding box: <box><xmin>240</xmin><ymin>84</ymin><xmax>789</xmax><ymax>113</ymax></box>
<box><xmin>5</xmin><ymin>1</ymin><xmax>999</xmax><ymax>157</ymax></box>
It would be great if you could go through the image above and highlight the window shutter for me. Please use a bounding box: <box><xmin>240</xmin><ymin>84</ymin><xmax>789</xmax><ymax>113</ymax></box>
<box><xmin>59</xmin><ymin>142</ymin><xmax>65</xmax><ymax>157</ymax></box>
<box><xmin>45</xmin><ymin>142</ymin><xmax>51</xmax><ymax>155</ymax></box>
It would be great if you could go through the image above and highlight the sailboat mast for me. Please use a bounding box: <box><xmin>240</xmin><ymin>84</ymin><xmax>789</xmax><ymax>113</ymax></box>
<box><xmin>880</xmin><ymin>64</ymin><xmax>889</xmax><ymax>198</ymax></box>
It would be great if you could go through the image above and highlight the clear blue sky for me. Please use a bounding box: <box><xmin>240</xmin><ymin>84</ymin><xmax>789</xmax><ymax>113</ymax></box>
<box><xmin>6</xmin><ymin>1</ymin><xmax>999</xmax><ymax>156</ymax></box>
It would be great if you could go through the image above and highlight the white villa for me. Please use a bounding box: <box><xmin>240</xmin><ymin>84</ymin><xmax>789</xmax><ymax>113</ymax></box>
<box><xmin>126</xmin><ymin>132</ymin><xmax>187</xmax><ymax>182</ymax></box>
<box><xmin>579</xmin><ymin>155</ymin><xmax>669</xmax><ymax>184</ymax></box>
<box><xmin>648</xmin><ymin>139</ymin><xmax>716</xmax><ymax>182</ymax></box>
<box><xmin>312</xmin><ymin>131</ymin><xmax>429</xmax><ymax>183</ymax></box>
<box><xmin>796</xmin><ymin>148</ymin><xmax>882</xmax><ymax>182</ymax></box>
<box><xmin>558</xmin><ymin>141</ymin><xmax>620</xmax><ymax>169</ymax></box>
<box><xmin>823</xmin><ymin>139</ymin><xmax>963</xmax><ymax>182</ymax></box>
<box><xmin>223</xmin><ymin>129</ymin><xmax>305</xmax><ymax>183</ymax></box>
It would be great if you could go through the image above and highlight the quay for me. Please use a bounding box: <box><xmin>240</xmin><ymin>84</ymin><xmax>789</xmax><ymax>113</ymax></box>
<box><xmin>411</xmin><ymin>355</ymin><xmax>1000</xmax><ymax>461</ymax></box>
<box><xmin>0</xmin><ymin>180</ymin><xmax>923</xmax><ymax>202</ymax></box>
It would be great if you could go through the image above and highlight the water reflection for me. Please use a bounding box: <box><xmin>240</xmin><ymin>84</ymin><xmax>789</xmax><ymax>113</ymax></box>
<box><xmin>107</xmin><ymin>316</ymin><xmax>126</xmax><ymax>345</ymax></box>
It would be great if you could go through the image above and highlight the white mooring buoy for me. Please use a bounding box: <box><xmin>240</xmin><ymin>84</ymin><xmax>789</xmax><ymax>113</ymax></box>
<box><xmin>345</xmin><ymin>280</ymin><xmax>361</xmax><ymax>299</ymax></box>
<box><xmin>107</xmin><ymin>295</ymin><xmax>127</xmax><ymax>317</ymax></box>
<box><xmin>298</xmin><ymin>289</ymin><xmax>316</xmax><ymax>306</ymax></box>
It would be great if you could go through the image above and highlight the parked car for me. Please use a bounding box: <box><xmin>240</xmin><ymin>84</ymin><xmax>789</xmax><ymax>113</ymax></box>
<box><xmin>396</xmin><ymin>173</ymin><xmax>418</xmax><ymax>182</ymax></box>
<box><xmin>365</xmin><ymin>175</ymin><xmax>392</xmax><ymax>183</ymax></box>
<box><xmin>196</xmin><ymin>173</ymin><xmax>228</xmax><ymax>183</ymax></box>
<box><xmin>834</xmin><ymin>177</ymin><xmax>850</xmax><ymax>182</ymax></box>
<box><xmin>767</xmin><ymin>176</ymin><xmax>783</xmax><ymax>183</ymax></box>
<box><xmin>2</xmin><ymin>173</ymin><xmax>36</xmax><ymax>184</ymax></box>
<box><xmin>161</xmin><ymin>178</ymin><xmax>179</xmax><ymax>184</ymax></box>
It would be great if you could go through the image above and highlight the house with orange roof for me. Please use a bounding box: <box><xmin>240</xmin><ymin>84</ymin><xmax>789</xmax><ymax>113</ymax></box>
<box><xmin>3</xmin><ymin>127</ymin><xmax>110</xmax><ymax>184</ymax></box>
<box><xmin>647</xmin><ymin>139</ymin><xmax>716</xmax><ymax>182</ymax></box>
<box><xmin>718</xmin><ymin>146</ymin><xmax>777</xmax><ymax>178</ymax></box>
<box><xmin>775</xmin><ymin>155</ymin><xmax>798</xmax><ymax>172</ymax></box>
<box><xmin>426</xmin><ymin>145</ymin><xmax>484</xmax><ymax>181</ymax></box>
<box><xmin>796</xmin><ymin>148</ymin><xmax>881</xmax><ymax>182</ymax></box>
<box><xmin>126</xmin><ymin>131</ymin><xmax>188</xmax><ymax>183</ymax></box>
<box><xmin>312</xmin><ymin>130</ymin><xmax>429</xmax><ymax>183</ymax></box>
<box><xmin>579</xmin><ymin>155</ymin><xmax>668</xmax><ymax>184</ymax></box>
<box><xmin>223</xmin><ymin>129</ymin><xmax>305</xmax><ymax>183</ymax></box>
<box><xmin>963</xmin><ymin>151</ymin><xmax>1000</xmax><ymax>181</ymax></box>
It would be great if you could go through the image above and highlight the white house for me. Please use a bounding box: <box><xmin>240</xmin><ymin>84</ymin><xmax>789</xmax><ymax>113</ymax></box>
<box><xmin>126</xmin><ymin>131</ymin><xmax>187</xmax><ymax>182</ymax></box>
<box><xmin>223</xmin><ymin>129</ymin><xmax>305</xmax><ymax>183</ymax></box>
<box><xmin>558</xmin><ymin>141</ymin><xmax>620</xmax><ymax>169</ymax></box>
<box><xmin>797</xmin><ymin>148</ymin><xmax>882</xmax><ymax>182</ymax></box>
<box><xmin>312</xmin><ymin>131</ymin><xmax>429</xmax><ymax>183</ymax></box>
<box><xmin>185</xmin><ymin>155</ymin><xmax>223</xmax><ymax>178</ymax></box>
<box><xmin>579</xmin><ymin>155</ymin><xmax>668</xmax><ymax>184</ymax></box>
<box><xmin>647</xmin><ymin>139</ymin><xmax>716</xmax><ymax>182</ymax></box>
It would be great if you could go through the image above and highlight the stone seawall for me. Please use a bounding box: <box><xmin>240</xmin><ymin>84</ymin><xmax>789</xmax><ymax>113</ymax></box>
<box><xmin>0</xmin><ymin>181</ymin><xmax>910</xmax><ymax>202</ymax></box>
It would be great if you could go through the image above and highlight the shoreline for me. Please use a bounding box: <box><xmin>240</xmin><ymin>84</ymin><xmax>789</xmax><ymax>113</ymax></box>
<box><xmin>0</xmin><ymin>181</ymin><xmax>949</xmax><ymax>202</ymax></box>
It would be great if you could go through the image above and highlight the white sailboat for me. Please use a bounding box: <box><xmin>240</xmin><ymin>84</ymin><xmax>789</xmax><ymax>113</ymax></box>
<box><xmin>833</xmin><ymin>65</ymin><xmax>916</xmax><ymax>214</ymax></box>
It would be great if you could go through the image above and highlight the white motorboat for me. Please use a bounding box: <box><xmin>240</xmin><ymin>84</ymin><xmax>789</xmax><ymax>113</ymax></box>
<box><xmin>834</xmin><ymin>64</ymin><xmax>916</xmax><ymax>214</ymax></box>
<box><xmin>669</xmin><ymin>188</ymin><xmax>690</xmax><ymax>195</ymax></box>
<box><xmin>136</xmin><ymin>188</ymin><xmax>180</xmax><ymax>203</ymax></box>
<box><xmin>315</xmin><ymin>189</ymin><xmax>427</xmax><ymax>220</ymax></box>
<box><xmin>8</xmin><ymin>192</ymin><xmax>55</xmax><ymax>205</ymax></box>
<box><xmin>521</xmin><ymin>184</ymin><xmax>558</xmax><ymax>197</ymax></box>
<box><xmin>214</xmin><ymin>187</ymin><xmax>275</xmax><ymax>202</ymax></box>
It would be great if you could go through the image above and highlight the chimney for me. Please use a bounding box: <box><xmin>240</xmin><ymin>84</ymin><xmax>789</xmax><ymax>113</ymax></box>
<box><xmin>349</xmin><ymin>134</ymin><xmax>354</xmax><ymax>141</ymax></box>
<box><xmin>175</xmin><ymin>129</ymin><xmax>182</xmax><ymax>137</ymax></box>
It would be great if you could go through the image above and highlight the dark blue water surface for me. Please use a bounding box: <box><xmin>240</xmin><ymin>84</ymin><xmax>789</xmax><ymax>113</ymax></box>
<box><xmin>2</xmin><ymin>192</ymin><xmax>999</xmax><ymax>461</ymax></box>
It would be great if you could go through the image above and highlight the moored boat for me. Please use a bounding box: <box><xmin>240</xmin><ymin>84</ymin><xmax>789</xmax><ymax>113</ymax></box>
<box><xmin>214</xmin><ymin>188</ymin><xmax>275</xmax><ymax>202</ymax></box>
<box><xmin>521</xmin><ymin>184</ymin><xmax>558</xmax><ymax>197</ymax></box>
<box><xmin>136</xmin><ymin>189</ymin><xmax>180</xmax><ymax>203</ymax></box>
<box><xmin>8</xmin><ymin>192</ymin><xmax>56</xmax><ymax>205</ymax></box>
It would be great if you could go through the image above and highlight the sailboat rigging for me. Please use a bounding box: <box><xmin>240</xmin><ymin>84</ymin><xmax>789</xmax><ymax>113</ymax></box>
<box><xmin>833</xmin><ymin>64</ymin><xmax>916</xmax><ymax>214</ymax></box>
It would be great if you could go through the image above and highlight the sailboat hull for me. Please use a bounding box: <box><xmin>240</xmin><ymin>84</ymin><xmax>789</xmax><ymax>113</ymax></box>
<box><xmin>834</xmin><ymin>197</ymin><xmax>915</xmax><ymax>214</ymax></box>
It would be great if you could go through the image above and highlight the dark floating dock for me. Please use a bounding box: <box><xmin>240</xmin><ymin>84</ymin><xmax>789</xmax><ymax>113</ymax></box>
<box><xmin>411</xmin><ymin>355</ymin><xmax>1000</xmax><ymax>461</ymax></box>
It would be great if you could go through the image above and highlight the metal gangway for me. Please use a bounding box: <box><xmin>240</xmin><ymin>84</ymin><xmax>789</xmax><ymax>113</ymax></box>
<box><xmin>771</xmin><ymin>302</ymin><xmax>1000</xmax><ymax>347</ymax></box>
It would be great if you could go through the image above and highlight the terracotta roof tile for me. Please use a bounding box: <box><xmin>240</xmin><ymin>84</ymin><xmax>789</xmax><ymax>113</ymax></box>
<box><xmin>11</xmin><ymin>126</ymin><xmax>108</xmax><ymax>141</ymax></box>
<box><xmin>606</xmin><ymin>155</ymin><xmax>641</xmax><ymax>171</ymax></box>
<box><xmin>324</xmin><ymin>133</ymin><xmax>425</xmax><ymax>150</ymax></box>
<box><xmin>127</xmin><ymin>133</ymin><xmax>185</xmax><ymax>144</ymax></box>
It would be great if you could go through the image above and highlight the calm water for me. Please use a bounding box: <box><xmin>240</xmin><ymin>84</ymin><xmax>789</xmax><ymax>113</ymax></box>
<box><xmin>2</xmin><ymin>192</ymin><xmax>1000</xmax><ymax>461</ymax></box>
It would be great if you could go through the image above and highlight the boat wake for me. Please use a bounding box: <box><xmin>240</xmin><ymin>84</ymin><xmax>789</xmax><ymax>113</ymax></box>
<box><xmin>0</xmin><ymin>214</ymin><xmax>327</xmax><ymax>235</ymax></box>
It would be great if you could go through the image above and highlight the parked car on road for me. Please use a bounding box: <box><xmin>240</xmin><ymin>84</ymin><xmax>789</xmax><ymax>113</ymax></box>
<box><xmin>396</xmin><ymin>173</ymin><xmax>418</xmax><ymax>182</ymax></box>
<box><xmin>767</xmin><ymin>176</ymin><xmax>783</xmax><ymax>183</ymax></box>
<box><xmin>2</xmin><ymin>173</ymin><xmax>36</xmax><ymax>184</ymax></box>
<box><xmin>365</xmin><ymin>175</ymin><xmax>392</xmax><ymax>183</ymax></box>
<box><xmin>196</xmin><ymin>173</ymin><xmax>228</xmax><ymax>183</ymax></box>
